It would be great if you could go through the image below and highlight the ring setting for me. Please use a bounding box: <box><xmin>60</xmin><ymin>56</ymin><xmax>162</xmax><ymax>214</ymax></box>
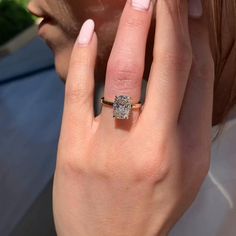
<box><xmin>101</xmin><ymin>95</ymin><xmax>142</xmax><ymax>120</ymax></box>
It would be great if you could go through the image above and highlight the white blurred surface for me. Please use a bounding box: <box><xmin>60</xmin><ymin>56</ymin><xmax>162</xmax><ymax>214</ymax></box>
<box><xmin>171</xmin><ymin>106</ymin><xmax>236</xmax><ymax>236</ymax></box>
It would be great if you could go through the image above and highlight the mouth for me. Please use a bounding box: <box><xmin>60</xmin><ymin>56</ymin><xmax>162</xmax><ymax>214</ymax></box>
<box><xmin>38</xmin><ymin>16</ymin><xmax>53</xmax><ymax>30</ymax></box>
<box><xmin>36</xmin><ymin>16</ymin><xmax>55</xmax><ymax>39</ymax></box>
<box><xmin>27</xmin><ymin>6</ymin><xmax>55</xmax><ymax>33</ymax></box>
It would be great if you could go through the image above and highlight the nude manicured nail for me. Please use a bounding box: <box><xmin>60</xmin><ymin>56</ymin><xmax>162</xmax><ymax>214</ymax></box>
<box><xmin>131</xmin><ymin>0</ymin><xmax>151</xmax><ymax>11</ymax></box>
<box><xmin>189</xmin><ymin>0</ymin><xmax>203</xmax><ymax>18</ymax></box>
<box><xmin>78</xmin><ymin>19</ymin><xmax>95</xmax><ymax>45</ymax></box>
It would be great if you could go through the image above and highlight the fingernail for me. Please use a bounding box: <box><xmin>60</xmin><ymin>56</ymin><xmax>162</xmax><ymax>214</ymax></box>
<box><xmin>131</xmin><ymin>0</ymin><xmax>151</xmax><ymax>11</ymax></box>
<box><xmin>78</xmin><ymin>19</ymin><xmax>95</xmax><ymax>45</ymax></box>
<box><xmin>189</xmin><ymin>0</ymin><xmax>203</xmax><ymax>18</ymax></box>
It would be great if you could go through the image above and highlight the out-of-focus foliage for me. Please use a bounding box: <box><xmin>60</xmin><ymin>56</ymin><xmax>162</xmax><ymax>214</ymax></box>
<box><xmin>15</xmin><ymin>0</ymin><xmax>30</xmax><ymax>8</ymax></box>
<box><xmin>0</xmin><ymin>0</ymin><xmax>34</xmax><ymax>46</ymax></box>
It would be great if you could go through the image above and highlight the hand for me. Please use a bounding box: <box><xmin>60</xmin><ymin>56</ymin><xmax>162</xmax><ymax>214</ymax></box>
<box><xmin>53</xmin><ymin>0</ymin><xmax>214</xmax><ymax>235</ymax></box>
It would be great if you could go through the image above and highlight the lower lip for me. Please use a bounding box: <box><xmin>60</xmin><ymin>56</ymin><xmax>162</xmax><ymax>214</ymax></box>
<box><xmin>38</xmin><ymin>18</ymin><xmax>52</xmax><ymax>36</ymax></box>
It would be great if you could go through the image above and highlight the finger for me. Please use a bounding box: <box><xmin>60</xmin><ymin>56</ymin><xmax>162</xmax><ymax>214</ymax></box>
<box><xmin>142</xmin><ymin>0</ymin><xmax>192</xmax><ymax>129</ymax></box>
<box><xmin>178</xmin><ymin>14</ymin><xmax>214</xmax><ymax>143</ymax></box>
<box><xmin>101</xmin><ymin>0</ymin><xmax>154</xmax><ymax>123</ymax></box>
<box><xmin>63</xmin><ymin>19</ymin><xmax>97</xmax><ymax>131</ymax></box>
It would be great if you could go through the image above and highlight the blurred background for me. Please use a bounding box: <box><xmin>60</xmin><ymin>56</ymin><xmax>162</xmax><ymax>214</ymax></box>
<box><xmin>0</xmin><ymin>0</ymin><xmax>63</xmax><ymax>235</ymax></box>
<box><xmin>0</xmin><ymin>0</ymin><xmax>34</xmax><ymax>47</ymax></box>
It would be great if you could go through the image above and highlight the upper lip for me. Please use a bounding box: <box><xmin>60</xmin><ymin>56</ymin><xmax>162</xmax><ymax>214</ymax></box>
<box><xmin>27</xmin><ymin>5</ymin><xmax>53</xmax><ymax>22</ymax></box>
<box><xmin>28</xmin><ymin>9</ymin><xmax>54</xmax><ymax>31</ymax></box>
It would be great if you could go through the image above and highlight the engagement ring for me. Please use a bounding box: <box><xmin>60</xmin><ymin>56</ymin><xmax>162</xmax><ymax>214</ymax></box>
<box><xmin>101</xmin><ymin>95</ymin><xmax>142</xmax><ymax>120</ymax></box>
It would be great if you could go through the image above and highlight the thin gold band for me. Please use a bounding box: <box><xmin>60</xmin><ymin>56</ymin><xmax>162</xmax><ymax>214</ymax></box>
<box><xmin>101</xmin><ymin>97</ymin><xmax>142</xmax><ymax>109</ymax></box>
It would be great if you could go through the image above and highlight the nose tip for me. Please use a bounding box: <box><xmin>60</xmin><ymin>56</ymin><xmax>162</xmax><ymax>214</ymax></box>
<box><xmin>27</xmin><ymin>1</ymin><xmax>33</xmax><ymax>12</ymax></box>
<box><xmin>27</xmin><ymin>0</ymin><xmax>43</xmax><ymax>17</ymax></box>
<box><xmin>27</xmin><ymin>1</ymin><xmax>35</xmax><ymax>16</ymax></box>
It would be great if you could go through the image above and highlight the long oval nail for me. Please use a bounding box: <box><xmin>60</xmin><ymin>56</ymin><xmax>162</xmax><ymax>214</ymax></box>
<box><xmin>131</xmin><ymin>0</ymin><xmax>151</xmax><ymax>11</ymax></box>
<box><xmin>78</xmin><ymin>19</ymin><xmax>95</xmax><ymax>45</ymax></box>
<box><xmin>189</xmin><ymin>0</ymin><xmax>203</xmax><ymax>18</ymax></box>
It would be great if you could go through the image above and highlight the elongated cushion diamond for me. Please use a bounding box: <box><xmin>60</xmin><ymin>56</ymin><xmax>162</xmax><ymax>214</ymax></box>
<box><xmin>113</xmin><ymin>95</ymin><xmax>132</xmax><ymax>119</ymax></box>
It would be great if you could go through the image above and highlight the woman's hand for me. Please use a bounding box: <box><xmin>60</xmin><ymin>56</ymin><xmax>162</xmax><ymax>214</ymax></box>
<box><xmin>53</xmin><ymin>0</ymin><xmax>214</xmax><ymax>235</ymax></box>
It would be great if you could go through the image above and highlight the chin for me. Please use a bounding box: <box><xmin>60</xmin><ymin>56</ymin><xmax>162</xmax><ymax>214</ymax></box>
<box><xmin>55</xmin><ymin>59</ymin><xmax>69</xmax><ymax>81</ymax></box>
<box><xmin>53</xmin><ymin>44</ymin><xmax>74</xmax><ymax>81</ymax></box>
<box><xmin>39</xmin><ymin>31</ymin><xmax>75</xmax><ymax>81</ymax></box>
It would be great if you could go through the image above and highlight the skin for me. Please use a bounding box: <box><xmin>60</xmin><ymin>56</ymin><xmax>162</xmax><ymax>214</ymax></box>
<box><xmin>28</xmin><ymin>0</ymin><xmax>236</xmax><ymax>127</ymax></box>
<box><xmin>29</xmin><ymin>0</ymin><xmax>216</xmax><ymax>235</ymax></box>
<box><xmin>28</xmin><ymin>0</ymin><xmax>125</xmax><ymax>79</ymax></box>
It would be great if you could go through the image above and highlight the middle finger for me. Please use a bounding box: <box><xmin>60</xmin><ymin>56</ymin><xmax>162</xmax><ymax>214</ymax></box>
<box><xmin>142</xmin><ymin>0</ymin><xmax>192</xmax><ymax>130</ymax></box>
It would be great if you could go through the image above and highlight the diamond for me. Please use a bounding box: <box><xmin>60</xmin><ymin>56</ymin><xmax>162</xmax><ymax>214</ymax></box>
<box><xmin>113</xmin><ymin>95</ymin><xmax>132</xmax><ymax>119</ymax></box>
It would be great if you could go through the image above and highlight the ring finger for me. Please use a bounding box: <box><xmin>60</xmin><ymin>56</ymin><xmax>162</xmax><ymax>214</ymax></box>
<box><xmin>100</xmin><ymin>0</ymin><xmax>154</xmax><ymax>126</ymax></box>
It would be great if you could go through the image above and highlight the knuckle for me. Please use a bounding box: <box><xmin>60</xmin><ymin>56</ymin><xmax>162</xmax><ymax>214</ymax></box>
<box><xmin>87</xmin><ymin>144</ymin><xmax>116</xmax><ymax>179</ymax></box>
<box><xmin>65</xmin><ymin>77</ymin><xmax>92</xmax><ymax>104</ymax></box>
<box><xmin>70</xmin><ymin>49</ymin><xmax>91</xmax><ymax>68</ymax></box>
<box><xmin>134</xmin><ymin>156</ymin><xmax>171</xmax><ymax>183</ymax></box>
<box><xmin>65</xmin><ymin>81</ymin><xmax>89</xmax><ymax>105</ymax></box>
<box><xmin>58</xmin><ymin>155</ymin><xmax>87</xmax><ymax>178</ymax></box>
<box><xmin>108</xmin><ymin>58</ymin><xmax>143</xmax><ymax>76</ymax></box>
<box><xmin>154</xmin><ymin>47</ymin><xmax>193</xmax><ymax>70</ymax></box>
<box><xmin>132</xmin><ymin>142</ymin><xmax>171</xmax><ymax>183</ymax></box>
<box><xmin>107</xmin><ymin>60</ymin><xmax>143</xmax><ymax>90</ymax></box>
<box><xmin>90</xmin><ymin>157</ymin><xmax>122</xmax><ymax>180</ymax></box>
<box><xmin>146</xmin><ymin>159</ymin><xmax>171</xmax><ymax>183</ymax></box>
<box><xmin>114</xmin><ymin>62</ymin><xmax>142</xmax><ymax>78</ymax></box>
<box><xmin>66</xmin><ymin>54</ymin><xmax>93</xmax><ymax>104</ymax></box>
<box><xmin>124</xmin><ymin>15</ymin><xmax>146</xmax><ymax>29</ymax></box>
<box><xmin>65</xmin><ymin>83</ymin><xmax>81</xmax><ymax>103</ymax></box>
<box><xmin>193</xmin><ymin>56</ymin><xmax>215</xmax><ymax>82</ymax></box>
<box><xmin>162</xmin><ymin>51</ymin><xmax>192</xmax><ymax>67</ymax></box>
<box><xmin>92</xmin><ymin>163</ymin><xmax>116</xmax><ymax>180</ymax></box>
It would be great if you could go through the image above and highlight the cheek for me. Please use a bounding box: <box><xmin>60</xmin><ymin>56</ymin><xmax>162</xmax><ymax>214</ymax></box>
<box><xmin>100</xmin><ymin>0</ymin><xmax>125</xmax><ymax>7</ymax></box>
